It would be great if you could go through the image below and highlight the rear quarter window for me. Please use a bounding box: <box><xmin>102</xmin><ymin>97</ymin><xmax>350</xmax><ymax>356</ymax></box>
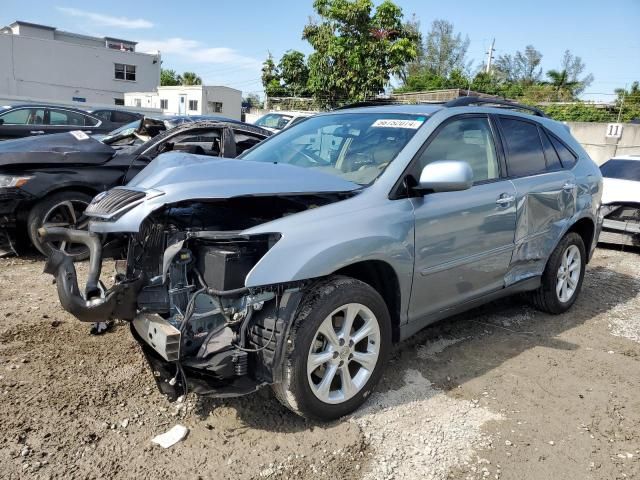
<box><xmin>499</xmin><ymin>117</ymin><xmax>547</xmax><ymax>177</ymax></box>
<box><xmin>548</xmin><ymin>133</ymin><xmax>578</xmax><ymax>168</ymax></box>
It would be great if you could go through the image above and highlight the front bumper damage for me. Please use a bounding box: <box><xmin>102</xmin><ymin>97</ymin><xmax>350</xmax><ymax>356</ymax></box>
<box><xmin>599</xmin><ymin>203</ymin><xmax>640</xmax><ymax>248</ymax></box>
<box><xmin>39</xmin><ymin>225</ymin><xmax>305</xmax><ymax>401</ymax></box>
<box><xmin>0</xmin><ymin>189</ymin><xmax>30</xmax><ymax>256</ymax></box>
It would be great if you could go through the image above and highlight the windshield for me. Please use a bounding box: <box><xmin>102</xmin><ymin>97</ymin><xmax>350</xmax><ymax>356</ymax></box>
<box><xmin>241</xmin><ymin>112</ymin><xmax>427</xmax><ymax>185</ymax></box>
<box><xmin>600</xmin><ymin>159</ymin><xmax>640</xmax><ymax>181</ymax></box>
<box><xmin>255</xmin><ymin>113</ymin><xmax>293</xmax><ymax>130</ymax></box>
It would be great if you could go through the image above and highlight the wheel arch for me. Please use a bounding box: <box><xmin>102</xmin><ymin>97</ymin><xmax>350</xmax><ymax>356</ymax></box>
<box><xmin>567</xmin><ymin>217</ymin><xmax>596</xmax><ymax>263</ymax></box>
<box><xmin>333</xmin><ymin>260</ymin><xmax>402</xmax><ymax>343</ymax></box>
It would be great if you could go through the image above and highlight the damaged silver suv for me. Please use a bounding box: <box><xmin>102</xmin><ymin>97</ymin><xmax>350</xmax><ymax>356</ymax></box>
<box><xmin>42</xmin><ymin>98</ymin><xmax>602</xmax><ymax>420</ymax></box>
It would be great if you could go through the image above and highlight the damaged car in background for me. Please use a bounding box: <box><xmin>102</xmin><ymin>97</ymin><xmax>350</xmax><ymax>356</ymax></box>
<box><xmin>41</xmin><ymin>99</ymin><xmax>602</xmax><ymax>420</ymax></box>
<box><xmin>598</xmin><ymin>154</ymin><xmax>640</xmax><ymax>248</ymax></box>
<box><xmin>0</xmin><ymin>119</ymin><xmax>270</xmax><ymax>257</ymax></box>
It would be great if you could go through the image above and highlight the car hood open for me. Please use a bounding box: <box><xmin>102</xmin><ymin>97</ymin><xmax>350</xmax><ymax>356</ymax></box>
<box><xmin>0</xmin><ymin>132</ymin><xmax>116</xmax><ymax>168</ymax></box>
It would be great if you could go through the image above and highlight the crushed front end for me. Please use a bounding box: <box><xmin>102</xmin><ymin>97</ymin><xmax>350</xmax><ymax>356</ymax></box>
<box><xmin>39</xmin><ymin>187</ymin><xmax>341</xmax><ymax>400</ymax></box>
<box><xmin>599</xmin><ymin>203</ymin><xmax>640</xmax><ymax>248</ymax></box>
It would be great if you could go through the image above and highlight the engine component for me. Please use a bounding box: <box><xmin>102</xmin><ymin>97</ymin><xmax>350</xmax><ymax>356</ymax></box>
<box><xmin>196</xmin><ymin>244</ymin><xmax>263</xmax><ymax>291</ymax></box>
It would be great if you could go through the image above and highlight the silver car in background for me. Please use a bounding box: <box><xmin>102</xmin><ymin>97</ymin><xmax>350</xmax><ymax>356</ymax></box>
<box><xmin>41</xmin><ymin>97</ymin><xmax>602</xmax><ymax>420</ymax></box>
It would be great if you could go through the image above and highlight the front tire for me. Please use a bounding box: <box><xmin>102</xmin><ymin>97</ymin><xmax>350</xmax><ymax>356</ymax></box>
<box><xmin>529</xmin><ymin>232</ymin><xmax>586</xmax><ymax>314</ymax></box>
<box><xmin>272</xmin><ymin>276</ymin><xmax>391</xmax><ymax>421</ymax></box>
<box><xmin>27</xmin><ymin>191</ymin><xmax>92</xmax><ymax>260</ymax></box>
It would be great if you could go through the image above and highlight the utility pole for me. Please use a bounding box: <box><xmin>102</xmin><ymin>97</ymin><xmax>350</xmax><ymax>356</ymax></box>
<box><xmin>485</xmin><ymin>39</ymin><xmax>495</xmax><ymax>74</ymax></box>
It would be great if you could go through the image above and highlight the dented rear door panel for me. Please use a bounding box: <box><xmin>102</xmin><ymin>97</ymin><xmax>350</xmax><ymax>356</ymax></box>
<box><xmin>506</xmin><ymin>171</ymin><xmax>577</xmax><ymax>284</ymax></box>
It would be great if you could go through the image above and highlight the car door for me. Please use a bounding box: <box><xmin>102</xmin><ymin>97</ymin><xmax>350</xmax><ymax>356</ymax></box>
<box><xmin>408</xmin><ymin>114</ymin><xmax>517</xmax><ymax>321</ymax></box>
<box><xmin>495</xmin><ymin>116</ymin><xmax>577</xmax><ymax>283</ymax></box>
<box><xmin>0</xmin><ymin>107</ymin><xmax>46</xmax><ymax>139</ymax></box>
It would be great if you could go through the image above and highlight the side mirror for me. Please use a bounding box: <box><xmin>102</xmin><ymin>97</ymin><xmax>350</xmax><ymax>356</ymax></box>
<box><xmin>0</xmin><ymin>119</ymin><xmax>4</xmax><ymax>125</ymax></box>
<box><xmin>418</xmin><ymin>160</ymin><xmax>473</xmax><ymax>193</ymax></box>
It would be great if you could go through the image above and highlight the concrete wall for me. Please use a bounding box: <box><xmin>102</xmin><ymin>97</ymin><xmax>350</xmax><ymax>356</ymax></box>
<box><xmin>0</xmin><ymin>32</ymin><xmax>160</xmax><ymax>106</ymax></box>
<box><xmin>566</xmin><ymin>121</ymin><xmax>640</xmax><ymax>165</ymax></box>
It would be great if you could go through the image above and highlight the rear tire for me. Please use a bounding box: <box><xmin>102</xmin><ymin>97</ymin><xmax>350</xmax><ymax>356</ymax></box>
<box><xmin>529</xmin><ymin>232</ymin><xmax>586</xmax><ymax>314</ymax></box>
<box><xmin>27</xmin><ymin>191</ymin><xmax>93</xmax><ymax>260</ymax></box>
<box><xmin>272</xmin><ymin>276</ymin><xmax>391</xmax><ymax>421</ymax></box>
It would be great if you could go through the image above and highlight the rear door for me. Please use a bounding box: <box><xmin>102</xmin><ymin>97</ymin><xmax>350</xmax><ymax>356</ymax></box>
<box><xmin>46</xmin><ymin>108</ymin><xmax>102</xmax><ymax>135</ymax></box>
<box><xmin>495</xmin><ymin>115</ymin><xmax>577</xmax><ymax>283</ymax></box>
<box><xmin>408</xmin><ymin>114</ymin><xmax>517</xmax><ymax>320</ymax></box>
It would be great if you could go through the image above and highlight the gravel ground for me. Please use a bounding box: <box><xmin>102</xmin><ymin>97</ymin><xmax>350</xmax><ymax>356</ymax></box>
<box><xmin>0</xmin><ymin>246</ymin><xmax>639</xmax><ymax>480</ymax></box>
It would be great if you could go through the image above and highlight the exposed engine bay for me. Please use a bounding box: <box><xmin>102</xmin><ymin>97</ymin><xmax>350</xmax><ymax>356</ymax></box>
<box><xmin>40</xmin><ymin>192</ymin><xmax>350</xmax><ymax>399</ymax></box>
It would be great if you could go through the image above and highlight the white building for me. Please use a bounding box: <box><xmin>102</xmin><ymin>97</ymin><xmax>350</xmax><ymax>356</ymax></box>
<box><xmin>124</xmin><ymin>85</ymin><xmax>242</xmax><ymax>120</ymax></box>
<box><xmin>0</xmin><ymin>21</ymin><xmax>160</xmax><ymax>106</ymax></box>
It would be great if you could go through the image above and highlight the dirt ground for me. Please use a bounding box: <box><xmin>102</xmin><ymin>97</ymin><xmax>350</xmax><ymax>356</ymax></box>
<box><xmin>0</xmin><ymin>246</ymin><xmax>639</xmax><ymax>480</ymax></box>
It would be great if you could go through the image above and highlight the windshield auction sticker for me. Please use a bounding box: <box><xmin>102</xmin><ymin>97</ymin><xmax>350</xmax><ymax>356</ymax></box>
<box><xmin>371</xmin><ymin>119</ymin><xmax>424</xmax><ymax>129</ymax></box>
<box><xmin>69</xmin><ymin>130</ymin><xmax>90</xmax><ymax>140</ymax></box>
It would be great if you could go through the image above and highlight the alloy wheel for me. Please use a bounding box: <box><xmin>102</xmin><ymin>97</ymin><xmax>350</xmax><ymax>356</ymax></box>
<box><xmin>307</xmin><ymin>303</ymin><xmax>381</xmax><ymax>404</ymax></box>
<box><xmin>556</xmin><ymin>244</ymin><xmax>581</xmax><ymax>302</ymax></box>
<box><xmin>42</xmin><ymin>199</ymin><xmax>90</xmax><ymax>256</ymax></box>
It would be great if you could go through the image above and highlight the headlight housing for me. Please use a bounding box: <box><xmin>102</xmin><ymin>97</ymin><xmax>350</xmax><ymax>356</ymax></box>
<box><xmin>0</xmin><ymin>175</ymin><xmax>33</xmax><ymax>188</ymax></box>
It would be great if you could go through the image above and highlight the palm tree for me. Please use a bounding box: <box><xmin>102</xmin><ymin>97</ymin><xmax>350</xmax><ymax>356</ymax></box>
<box><xmin>545</xmin><ymin>69</ymin><xmax>580</xmax><ymax>101</ymax></box>
<box><xmin>180</xmin><ymin>72</ymin><xmax>203</xmax><ymax>86</ymax></box>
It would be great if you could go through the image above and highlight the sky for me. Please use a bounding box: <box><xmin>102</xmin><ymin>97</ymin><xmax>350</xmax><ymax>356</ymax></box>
<box><xmin>2</xmin><ymin>0</ymin><xmax>639</xmax><ymax>101</ymax></box>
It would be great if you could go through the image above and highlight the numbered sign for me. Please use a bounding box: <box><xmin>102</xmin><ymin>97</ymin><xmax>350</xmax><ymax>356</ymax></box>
<box><xmin>606</xmin><ymin>123</ymin><xmax>623</xmax><ymax>139</ymax></box>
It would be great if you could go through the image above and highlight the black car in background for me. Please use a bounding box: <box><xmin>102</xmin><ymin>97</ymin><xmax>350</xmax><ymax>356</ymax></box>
<box><xmin>86</xmin><ymin>109</ymin><xmax>144</xmax><ymax>132</ymax></box>
<box><xmin>0</xmin><ymin>105</ymin><xmax>108</xmax><ymax>139</ymax></box>
<box><xmin>0</xmin><ymin>118</ymin><xmax>271</xmax><ymax>257</ymax></box>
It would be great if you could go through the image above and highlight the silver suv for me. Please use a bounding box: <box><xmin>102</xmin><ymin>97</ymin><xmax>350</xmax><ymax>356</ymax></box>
<box><xmin>42</xmin><ymin>97</ymin><xmax>603</xmax><ymax>420</ymax></box>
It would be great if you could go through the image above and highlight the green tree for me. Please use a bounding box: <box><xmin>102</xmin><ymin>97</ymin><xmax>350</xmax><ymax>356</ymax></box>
<box><xmin>278</xmin><ymin>50</ymin><xmax>310</xmax><ymax>97</ymax></box>
<box><xmin>261</xmin><ymin>53</ymin><xmax>283</xmax><ymax>98</ymax></box>
<box><xmin>181</xmin><ymin>72</ymin><xmax>202</xmax><ymax>86</ymax></box>
<box><xmin>493</xmin><ymin>45</ymin><xmax>543</xmax><ymax>84</ymax></box>
<box><xmin>397</xmin><ymin>13</ymin><xmax>423</xmax><ymax>84</ymax></box>
<box><xmin>160</xmin><ymin>69</ymin><xmax>181</xmax><ymax>86</ymax></box>
<box><xmin>422</xmin><ymin>19</ymin><xmax>470</xmax><ymax>78</ymax></box>
<box><xmin>243</xmin><ymin>93</ymin><xmax>263</xmax><ymax>109</ymax></box>
<box><xmin>615</xmin><ymin>81</ymin><xmax>640</xmax><ymax>106</ymax></box>
<box><xmin>303</xmin><ymin>0</ymin><xmax>419</xmax><ymax>108</ymax></box>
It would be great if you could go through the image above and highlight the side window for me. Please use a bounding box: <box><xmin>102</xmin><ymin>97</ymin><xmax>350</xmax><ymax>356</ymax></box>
<box><xmin>499</xmin><ymin>117</ymin><xmax>546</xmax><ymax>177</ymax></box>
<box><xmin>548</xmin><ymin>133</ymin><xmax>577</xmax><ymax>168</ymax></box>
<box><xmin>49</xmin><ymin>109</ymin><xmax>92</xmax><ymax>127</ymax></box>
<box><xmin>539</xmin><ymin>128</ymin><xmax>562</xmax><ymax>171</ymax></box>
<box><xmin>234</xmin><ymin>130</ymin><xmax>264</xmax><ymax>154</ymax></box>
<box><xmin>93</xmin><ymin>111</ymin><xmax>111</xmax><ymax>122</ymax></box>
<box><xmin>112</xmin><ymin>111</ymin><xmax>136</xmax><ymax>123</ymax></box>
<box><xmin>0</xmin><ymin>108</ymin><xmax>44</xmax><ymax>125</ymax></box>
<box><xmin>417</xmin><ymin>116</ymin><xmax>499</xmax><ymax>183</ymax></box>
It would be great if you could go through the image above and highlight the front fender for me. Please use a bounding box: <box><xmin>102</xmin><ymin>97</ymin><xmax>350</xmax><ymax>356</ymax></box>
<box><xmin>244</xmin><ymin>197</ymin><xmax>415</xmax><ymax>319</ymax></box>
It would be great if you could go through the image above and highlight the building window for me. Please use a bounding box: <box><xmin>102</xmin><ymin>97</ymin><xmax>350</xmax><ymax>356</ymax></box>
<box><xmin>209</xmin><ymin>101</ymin><xmax>223</xmax><ymax>113</ymax></box>
<box><xmin>134</xmin><ymin>99</ymin><xmax>142</xmax><ymax>107</ymax></box>
<box><xmin>115</xmin><ymin>63</ymin><xmax>136</xmax><ymax>81</ymax></box>
<box><xmin>114</xmin><ymin>98</ymin><xmax>125</xmax><ymax>106</ymax></box>
<box><xmin>160</xmin><ymin>99</ymin><xmax>168</xmax><ymax>109</ymax></box>
<box><xmin>188</xmin><ymin>100</ymin><xmax>198</xmax><ymax>111</ymax></box>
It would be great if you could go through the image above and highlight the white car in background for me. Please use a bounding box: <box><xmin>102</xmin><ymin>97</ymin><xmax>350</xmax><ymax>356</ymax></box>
<box><xmin>253</xmin><ymin>111</ymin><xmax>314</xmax><ymax>132</ymax></box>
<box><xmin>599</xmin><ymin>154</ymin><xmax>640</xmax><ymax>247</ymax></box>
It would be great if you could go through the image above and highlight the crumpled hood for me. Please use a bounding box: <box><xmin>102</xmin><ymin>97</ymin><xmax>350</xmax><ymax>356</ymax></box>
<box><xmin>0</xmin><ymin>132</ymin><xmax>115</xmax><ymax>168</ymax></box>
<box><xmin>90</xmin><ymin>151</ymin><xmax>361</xmax><ymax>233</ymax></box>
<box><xmin>128</xmin><ymin>151</ymin><xmax>361</xmax><ymax>196</ymax></box>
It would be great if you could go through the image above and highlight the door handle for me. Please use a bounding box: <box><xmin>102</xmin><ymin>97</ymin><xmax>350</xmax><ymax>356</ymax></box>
<box><xmin>563</xmin><ymin>182</ymin><xmax>576</xmax><ymax>191</ymax></box>
<box><xmin>496</xmin><ymin>194</ymin><xmax>515</xmax><ymax>205</ymax></box>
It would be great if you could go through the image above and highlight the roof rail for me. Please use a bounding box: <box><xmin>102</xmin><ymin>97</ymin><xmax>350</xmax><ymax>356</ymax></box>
<box><xmin>444</xmin><ymin>96</ymin><xmax>547</xmax><ymax>117</ymax></box>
